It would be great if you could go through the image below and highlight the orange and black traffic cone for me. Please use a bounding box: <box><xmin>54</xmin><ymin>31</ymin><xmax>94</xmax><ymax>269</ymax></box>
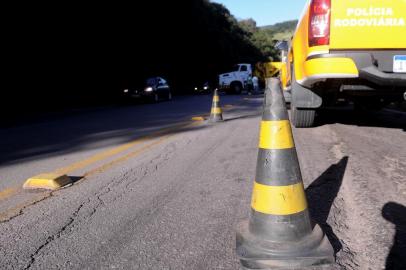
<box><xmin>236</xmin><ymin>78</ymin><xmax>334</xmax><ymax>269</ymax></box>
<box><xmin>209</xmin><ymin>89</ymin><xmax>223</xmax><ymax>123</ymax></box>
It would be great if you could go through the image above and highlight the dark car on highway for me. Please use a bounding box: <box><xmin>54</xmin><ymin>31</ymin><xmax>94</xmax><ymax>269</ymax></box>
<box><xmin>123</xmin><ymin>77</ymin><xmax>172</xmax><ymax>102</ymax></box>
<box><xmin>193</xmin><ymin>81</ymin><xmax>211</xmax><ymax>94</ymax></box>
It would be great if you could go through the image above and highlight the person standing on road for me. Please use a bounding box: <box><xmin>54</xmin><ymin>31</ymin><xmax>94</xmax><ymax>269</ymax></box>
<box><xmin>247</xmin><ymin>75</ymin><xmax>253</xmax><ymax>95</ymax></box>
<box><xmin>252</xmin><ymin>75</ymin><xmax>259</xmax><ymax>93</ymax></box>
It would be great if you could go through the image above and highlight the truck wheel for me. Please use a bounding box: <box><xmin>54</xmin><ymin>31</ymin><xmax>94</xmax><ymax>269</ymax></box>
<box><xmin>290</xmin><ymin>65</ymin><xmax>319</xmax><ymax>128</ymax></box>
<box><xmin>231</xmin><ymin>82</ymin><xmax>242</xmax><ymax>94</ymax></box>
<box><xmin>291</xmin><ymin>105</ymin><xmax>315</xmax><ymax>128</ymax></box>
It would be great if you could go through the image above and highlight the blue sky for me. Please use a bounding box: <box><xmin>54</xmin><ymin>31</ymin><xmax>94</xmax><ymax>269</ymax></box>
<box><xmin>212</xmin><ymin>0</ymin><xmax>307</xmax><ymax>26</ymax></box>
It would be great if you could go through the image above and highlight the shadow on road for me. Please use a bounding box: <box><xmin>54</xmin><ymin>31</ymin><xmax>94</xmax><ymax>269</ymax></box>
<box><xmin>0</xmin><ymin>96</ymin><xmax>262</xmax><ymax>167</ymax></box>
<box><xmin>382</xmin><ymin>202</ymin><xmax>406</xmax><ymax>270</ymax></box>
<box><xmin>224</xmin><ymin>113</ymin><xmax>261</xmax><ymax>122</ymax></box>
<box><xmin>306</xmin><ymin>156</ymin><xmax>348</xmax><ymax>254</ymax></box>
<box><xmin>314</xmin><ymin>107</ymin><xmax>406</xmax><ymax>131</ymax></box>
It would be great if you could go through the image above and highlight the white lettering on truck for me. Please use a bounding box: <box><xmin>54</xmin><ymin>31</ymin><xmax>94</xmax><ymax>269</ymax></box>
<box><xmin>335</xmin><ymin>18</ymin><xmax>405</xmax><ymax>27</ymax></box>
<box><xmin>335</xmin><ymin>6</ymin><xmax>405</xmax><ymax>27</ymax></box>
<box><xmin>347</xmin><ymin>7</ymin><xmax>393</xmax><ymax>17</ymax></box>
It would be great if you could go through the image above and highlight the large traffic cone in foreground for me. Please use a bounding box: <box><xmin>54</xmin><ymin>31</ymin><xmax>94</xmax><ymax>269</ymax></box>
<box><xmin>236</xmin><ymin>78</ymin><xmax>334</xmax><ymax>269</ymax></box>
<box><xmin>209</xmin><ymin>89</ymin><xmax>223</xmax><ymax>123</ymax></box>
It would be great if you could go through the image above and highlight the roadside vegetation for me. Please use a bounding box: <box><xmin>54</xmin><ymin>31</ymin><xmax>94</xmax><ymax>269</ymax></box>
<box><xmin>1</xmin><ymin>0</ymin><xmax>296</xmax><ymax>124</ymax></box>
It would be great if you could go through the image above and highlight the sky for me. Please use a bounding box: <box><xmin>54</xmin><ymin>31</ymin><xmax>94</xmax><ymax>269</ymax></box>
<box><xmin>212</xmin><ymin>0</ymin><xmax>307</xmax><ymax>26</ymax></box>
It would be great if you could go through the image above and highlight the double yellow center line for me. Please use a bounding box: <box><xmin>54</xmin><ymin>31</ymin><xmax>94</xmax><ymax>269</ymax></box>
<box><xmin>0</xmin><ymin>121</ymin><xmax>199</xmax><ymax>203</ymax></box>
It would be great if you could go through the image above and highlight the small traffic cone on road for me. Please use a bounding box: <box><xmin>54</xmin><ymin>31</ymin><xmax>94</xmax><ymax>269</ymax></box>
<box><xmin>236</xmin><ymin>78</ymin><xmax>334</xmax><ymax>269</ymax></box>
<box><xmin>209</xmin><ymin>89</ymin><xmax>223</xmax><ymax>123</ymax></box>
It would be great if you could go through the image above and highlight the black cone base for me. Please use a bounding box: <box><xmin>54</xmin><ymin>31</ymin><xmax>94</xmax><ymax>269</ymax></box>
<box><xmin>236</xmin><ymin>221</ymin><xmax>334</xmax><ymax>269</ymax></box>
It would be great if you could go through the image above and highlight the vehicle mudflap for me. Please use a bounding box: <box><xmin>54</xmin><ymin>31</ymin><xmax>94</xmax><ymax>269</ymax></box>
<box><xmin>292</xmin><ymin>80</ymin><xmax>322</xmax><ymax>109</ymax></box>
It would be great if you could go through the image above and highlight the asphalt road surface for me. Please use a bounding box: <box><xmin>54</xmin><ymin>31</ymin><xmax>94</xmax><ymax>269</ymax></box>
<box><xmin>0</xmin><ymin>94</ymin><xmax>405</xmax><ymax>269</ymax></box>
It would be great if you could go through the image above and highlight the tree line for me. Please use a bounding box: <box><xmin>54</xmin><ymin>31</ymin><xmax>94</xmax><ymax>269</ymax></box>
<box><xmin>2</xmin><ymin>0</ymin><xmax>293</xmax><ymax>122</ymax></box>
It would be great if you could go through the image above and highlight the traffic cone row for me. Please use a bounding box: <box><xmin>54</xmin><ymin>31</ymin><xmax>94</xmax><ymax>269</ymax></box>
<box><xmin>236</xmin><ymin>78</ymin><xmax>334</xmax><ymax>269</ymax></box>
<box><xmin>209</xmin><ymin>89</ymin><xmax>223</xmax><ymax>123</ymax></box>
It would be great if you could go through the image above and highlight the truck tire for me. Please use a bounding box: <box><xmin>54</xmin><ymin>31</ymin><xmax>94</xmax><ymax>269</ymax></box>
<box><xmin>230</xmin><ymin>82</ymin><xmax>242</xmax><ymax>94</ymax></box>
<box><xmin>290</xmin><ymin>64</ymin><xmax>319</xmax><ymax>127</ymax></box>
<box><xmin>291</xmin><ymin>105</ymin><xmax>315</xmax><ymax>128</ymax></box>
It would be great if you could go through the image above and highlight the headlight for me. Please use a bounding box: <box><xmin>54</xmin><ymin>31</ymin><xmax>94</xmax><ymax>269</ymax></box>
<box><xmin>194</xmin><ymin>87</ymin><xmax>198</xmax><ymax>90</ymax></box>
<box><xmin>203</xmin><ymin>86</ymin><xmax>208</xmax><ymax>90</ymax></box>
<box><xmin>145</xmin><ymin>87</ymin><xmax>153</xmax><ymax>92</ymax></box>
<box><xmin>123</xmin><ymin>89</ymin><xmax>129</xmax><ymax>93</ymax></box>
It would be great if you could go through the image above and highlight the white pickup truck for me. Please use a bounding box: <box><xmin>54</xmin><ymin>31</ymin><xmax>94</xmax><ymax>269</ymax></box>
<box><xmin>218</xmin><ymin>63</ymin><xmax>252</xmax><ymax>94</ymax></box>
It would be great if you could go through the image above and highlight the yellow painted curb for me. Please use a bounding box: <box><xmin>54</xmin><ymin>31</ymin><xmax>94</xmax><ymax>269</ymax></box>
<box><xmin>23</xmin><ymin>173</ymin><xmax>72</xmax><ymax>190</ymax></box>
<box><xmin>191</xmin><ymin>116</ymin><xmax>205</xmax><ymax>121</ymax></box>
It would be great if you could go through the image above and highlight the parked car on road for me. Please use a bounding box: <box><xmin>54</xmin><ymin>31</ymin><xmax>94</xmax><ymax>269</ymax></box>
<box><xmin>123</xmin><ymin>77</ymin><xmax>172</xmax><ymax>102</ymax></box>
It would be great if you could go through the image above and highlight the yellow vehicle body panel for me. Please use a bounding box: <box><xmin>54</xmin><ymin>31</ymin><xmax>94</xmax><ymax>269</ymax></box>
<box><xmin>279</xmin><ymin>63</ymin><xmax>288</xmax><ymax>90</ymax></box>
<box><xmin>330</xmin><ymin>0</ymin><xmax>406</xmax><ymax>49</ymax></box>
<box><xmin>303</xmin><ymin>58</ymin><xmax>358</xmax><ymax>78</ymax></box>
<box><xmin>291</xmin><ymin>4</ymin><xmax>312</xmax><ymax>82</ymax></box>
<box><xmin>259</xmin><ymin>62</ymin><xmax>289</xmax><ymax>90</ymax></box>
<box><xmin>290</xmin><ymin>0</ymin><xmax>406</xmax><ymax>83</ymax></box>
<box><xmin>268</xmin><ymin>62</ymin><xmax>284</xmax><ymax>77</ymax></box>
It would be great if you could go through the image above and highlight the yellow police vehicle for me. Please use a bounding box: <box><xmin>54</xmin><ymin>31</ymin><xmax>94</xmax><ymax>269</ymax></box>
<box><xmin>286</xmin><ymin>0</ymin><xmax>406</xmax><ymax>127</ymax></box>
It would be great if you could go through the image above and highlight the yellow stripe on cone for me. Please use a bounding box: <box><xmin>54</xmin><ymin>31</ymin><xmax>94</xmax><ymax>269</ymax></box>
<box><xmin>209</xmin><ymin>89</ymin><xmax>223</xmax><ymax>123</ymax></box>
<box><xmin>258</xmin><ymin>120</ymin><xmax>294</xmax><ymax>150</ymax></box>
<box><xmin>251</xmin><ymin>181</ymin><xmax>307</xmax><ymax>215</ymax></box>
<box><xmin>211</xmin><ymin>107</ymin><xmax>222</xmax><ymax>114</ymax></box>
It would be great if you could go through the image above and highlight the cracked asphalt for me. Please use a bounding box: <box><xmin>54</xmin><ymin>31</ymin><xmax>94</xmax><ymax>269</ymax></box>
<box><xmin>0</xmin><ymin>95</ymin><xmax>405</xmax><ymax>269</ymax></box>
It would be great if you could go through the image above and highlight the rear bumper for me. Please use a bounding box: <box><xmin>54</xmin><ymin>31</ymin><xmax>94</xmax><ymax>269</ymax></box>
<box><xmin>359</xmin><ymin>66</ymin><xmax>406</xmax><ymax>86</ymax></box>
<box><xmin>298</xmin><ymin>50</ymin><xmax>406</xmax><ymax>88</ymax></box>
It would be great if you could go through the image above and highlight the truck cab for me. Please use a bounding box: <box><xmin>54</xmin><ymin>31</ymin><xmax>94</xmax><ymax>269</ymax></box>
<box><xmin>219</xmin><ymin>63</ymin><xmax>252</xmax><ymax>93</ymax></box>
<box><xmin>286</xmin><ymin>0</ymin><xmax>406</xmax><ymax>127</ymax></box>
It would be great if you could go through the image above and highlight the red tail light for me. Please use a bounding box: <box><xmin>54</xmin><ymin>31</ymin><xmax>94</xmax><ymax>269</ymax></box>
<box><xmin>309</xmin><ymin>0</ymin><xmax>331</xmax><ymax>47</ymax></box>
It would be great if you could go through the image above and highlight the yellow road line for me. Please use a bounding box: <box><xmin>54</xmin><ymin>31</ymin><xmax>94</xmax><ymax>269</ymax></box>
<box><xmin>54</xmin><ymin>139</ymin><xmax>147</xmax><ymax>175</ymax></box>
<box><xmin>55</xmin><ymin>122</ymin><xmax>192</xmax><ymax>175</ymax></box>
<box><xmin>0</xmin><ymin>137</ymin><xmax>170</xmax><ymax>220</ymax></box>
<box><xmin>84</xmin><ymin>133</ymin><xmax>173</xmax><ymax>177</ymax></box>
<box><xmin>0</xmin><ymin>193</ymin><xmax>51</xmax><ymax>222</ymax></box>
<box><xmin>0</xmin><ymin>121</ymin><xmax>199</xmax><ymax>221</ymax></box>
<box><xmin>0</xmin><ymin>187</ymin><xmax>19</xmax><ymax>201</ymax></box>
<box><xmin>191</xmin><ymin>116</ymin><xmax>205</xmax><ymax>121</ymax></box>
